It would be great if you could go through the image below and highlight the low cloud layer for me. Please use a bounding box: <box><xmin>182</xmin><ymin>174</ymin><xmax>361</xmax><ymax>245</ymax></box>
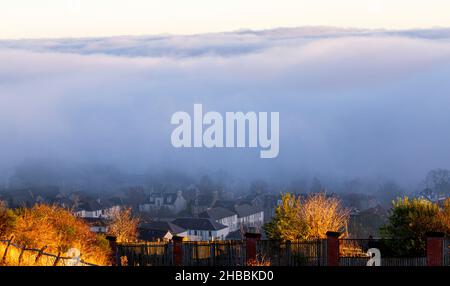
<box><xmin>1</xmin><ymin>27</ymin><xmax>450</xmax><ymax>185</ymax></box>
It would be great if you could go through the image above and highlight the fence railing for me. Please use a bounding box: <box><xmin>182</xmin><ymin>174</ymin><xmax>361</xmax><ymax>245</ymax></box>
<box><xmin>257</xmin><ymin>240</ymin><xmax>326</xmax><ymax>266</ymax></box>
<box><xmin>0</xmin><ymin>239</ymin><xmax>97</xmax><ymax>266</ymax></box>
<box><xmin>116</xmin><ymin>242</ymin><xmax>173</xmax><ymax>266</ymax></box>
<box><xmin>445</xmin><ymin>238</ymin><xmax>450</xmax><ymax>267</ymax></box>
<box><xmin>339</xmin><ymin>238</ymin><xmax>427</xmax><ymax>266</ymax></box>
<box><xmin>116</xmin><ymin>239</ymin><xmax>326</xmax><ymax>266</ymax></box>
<box><xmin>115</xmin><ymin>235</ymin><xmax>450</xmax><ymax>267</ymax></box>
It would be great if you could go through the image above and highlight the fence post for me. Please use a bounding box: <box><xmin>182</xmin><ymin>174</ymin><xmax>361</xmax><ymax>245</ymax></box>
<box><xmin>106</xmin><ymin>235</ymin><xmax>118</xmax><ymax>266</ymax></box>
<box><xmin>34</xmin><ymin>246</ymin><xmax>48</xmax><ymax>265</ymax></box>
<box><xmin>172</xmin><ymin>236</ymin><xmax>184</xmax><ymax>266</ymax></box>
<box><xmin>326</xmin><ymin>231</ymin><xmax>340</xmax><ymax>266</ymax></box>
<box><xmin>285</xmin><ymin>240</ymin><xmax>291</xmax><ymax>266</ymax></box>
<box><xmin>1</xmin><ymin>235</ymin><xmax>14</xmax><ymax>264</ymax></box>
<box><xmin>210</xmin><ymin>242</ymin><xmax>216</xmax><ymax>266</ymax></box>
<box><xmin>18</xmin><ymin>245</ymin><xmax>26</xmax><ymax>266</ymax></box>
<box><xmin>426</xmin><ymin>232</ymin><xmax>444</xmax><ymax>266</ymax></box>
<box><xmin>245</xmin><ymin>232</ymin><xmax>261</xmax><ymax>265</ymax></box>
<box><xmin>53</xmin><ymin>251</ymin><xmax>61</xmax><ymax>266</ymax></box>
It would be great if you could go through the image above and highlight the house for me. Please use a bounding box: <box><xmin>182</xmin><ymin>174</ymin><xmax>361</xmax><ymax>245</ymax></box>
<box><xmin>53</xmin><ymin>197</ymin><xmax>75</xmax><ymax>209</ymax></box>
<box><xmin>139</xmin><ymin>191</ymin><xmax>187</xmax><ymax>215</ymax></box>
<box><xmin>249</xmin><ymin>194</ymin><xmax>280</xmax><ymax>223</ymax></box>
<box><xmin>418</xmin><ymin>188</ymin><xmax>449</xmax><ymax>205</ymax></box>
<box><xmin>234</xmin><ymin>204</ymin><xmax>264</xmax><ymax>229</ymax></box>
<box><xmin>139</xmin><ymin>221</ymin><xmax>187</xmax><ymax>241</ymax></box>
<box><xmin>199</xmin><ymin>207</ymin><xmax>238</xmax><ymax>231</ymax></box>
<box><xmin>171</xmin><ymin>218</ymin><xmax>229</xmax><ymax>241</ymax></box>
<box><xmin>83</xmin><ymin>217</ymin><xmax>109</xmax><ymax>233</ymax></box>
<box><xmin>340</xmin><ymin>193</ymin><xmax>379</xmax><ymax>211</ymax></box>
<box><xmin>75</xmin><ymin>198</ymin><xmax>120</xmax><ymax>219</ymax></box>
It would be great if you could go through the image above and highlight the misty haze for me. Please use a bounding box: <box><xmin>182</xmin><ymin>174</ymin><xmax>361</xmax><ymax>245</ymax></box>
<box><xmin>1</xmin><ymin>27</ymin><xmax>450</xmax><ymax>200</ymax></box>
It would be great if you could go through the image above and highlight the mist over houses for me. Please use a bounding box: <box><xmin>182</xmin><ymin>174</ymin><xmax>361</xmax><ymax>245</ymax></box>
<box><xmin>1</xmin><ymin>163</ymin><xmax>450</xmax><ymax>242</ymax></box>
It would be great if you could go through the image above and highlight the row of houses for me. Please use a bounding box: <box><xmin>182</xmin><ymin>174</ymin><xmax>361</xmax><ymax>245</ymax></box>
<box><xmin>52</xmin><ymin>190</ymin><xmax>265</xmax><ymax>241</ymax></box>
<box><xmin>0</xmin><ymin>186</ymin><xmax>271</xmax><ymax>241</ymax></box>
<box><xmin>140</xmin><ymin>204</ymin><xmax>264</xmax><ymax>241</ymax></box>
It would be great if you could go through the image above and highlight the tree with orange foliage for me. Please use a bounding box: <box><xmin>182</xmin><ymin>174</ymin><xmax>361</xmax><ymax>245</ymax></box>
<box><xmin>107</xmin><ymin>207</ymin><xmax>139</xmax><ymax>243</ymax></box>
<box><xmin>263</xmin><ymin>193</ymin><xmax>308</xmax><ymax>241</ymax></box>
<box><xmin>301</xmin><ymin>193</ymin><xmax>349</xmax><ymax>239</ymax></box>
<box><xmin>0</xmin><ymin>201</ymin><xmax>16</xmax><ymax>239</ymax></box>
<box><xmin>440</xmin><ymin>199</ymin><xmax>450</xmax><ymax>233</ymax></box>
<box><xmin>264</xmin><ymin>193</ymin><xmax>349</xmax><ymax>241</ymax></box>
<box><xmin>12</xmin><ymin>204</ymin><xmax>111</xmax><ymax>265</ymax></box>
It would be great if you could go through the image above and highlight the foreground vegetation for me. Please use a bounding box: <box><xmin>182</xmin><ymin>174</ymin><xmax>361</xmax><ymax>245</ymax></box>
<box><xmin>264</xmin><ymin>193</ymin><xmax>350</xmax><ymax>240</ymax></box>
<box><xmin>2</xmin><ymin>191</ymin><xmax>450</xmax><ymax>265</ymax></box>
<box><xmin>264</xmin><ymin>192</ymin><xmax>450</xmax><ymax>256</ymax></box>
<box><xmin>0</xmin><ymin>202</ymin><xmax>111</xmax><ymax>265</ymax></box>
<box><xmin>381</xmin><ymin>197</ymin><xmax>450</xmax><ymax>255</ymax></box>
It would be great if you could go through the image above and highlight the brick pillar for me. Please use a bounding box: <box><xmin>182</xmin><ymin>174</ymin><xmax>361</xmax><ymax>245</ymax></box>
<box><xmin>426</xmin><ymin>232</ymin><xmax>444</xmax><ymax>266</ymax></box>
<box><xmin>326</xmin><ymin>231</ymin><xmax>340</xmax><ymax>266</ymax></box>
<box><xmin>106</xmin><ymin>235</ymin><xmax>118</xmax><ymax>266</ymax></box>
<box><xmin>172</xmin><ymin>236</ymin><xmax>184</xmax><ymax>266</ymax></box>
<box><xmin>245</xmin><ymin>232</ymin><xmax>261</xmax><ymax>265</ymax></box>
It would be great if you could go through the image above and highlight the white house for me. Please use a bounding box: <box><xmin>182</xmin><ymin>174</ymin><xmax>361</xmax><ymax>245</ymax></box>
<box><xmin>139</xmin><ymin>221</ymin><xmax>188</xmax><ymax>241</ymax></box>
<box><xmin>139</xmin><ymin>191</ymin><xmax>187</xmax><ymax>214</ymax></box>
<box><xmin>75</xmin><ymin>199</ymin><xmax>120</xmax><ymax>219</ymax></box>
<box><xmin>171</xmin><ymin>218</ymin><xmax>229</xmax><ymax>241</ymax></box>
<box><xmin>235</xmin><ymin>204</ymin><xmax>264</xmax><ymax>229</ymax></box>
<box><xmin>199</xmin><ymin>207</ymin><xmax>238</xmax><ymax>232</ymax></box>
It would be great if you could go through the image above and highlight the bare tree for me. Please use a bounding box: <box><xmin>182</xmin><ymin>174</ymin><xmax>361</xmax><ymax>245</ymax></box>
<box><xmin>107</xmin><ymin>207</ymin><xmax>139</xmax><ymax>243</ymax></box>
<box><xmin>301</xmin><ymin>193</ymin><xmax>349</xmax><ymax>239</ymax></box>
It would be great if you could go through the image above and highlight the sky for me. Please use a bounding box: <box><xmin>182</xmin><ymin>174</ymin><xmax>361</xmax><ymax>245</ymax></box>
<box><xmin>2</xmin><ymin>0</ymin><xmax>450</xmax><ymax>39</ymax></box>
<box><xmin>1</xmin><ymin>3</ymin><xmax>450</xmax><ymax>188</ymax></box>
<box><xmin>1</xmin><ymin>28</ymin><xmax>450</xmax><ymax>186</ymax></box>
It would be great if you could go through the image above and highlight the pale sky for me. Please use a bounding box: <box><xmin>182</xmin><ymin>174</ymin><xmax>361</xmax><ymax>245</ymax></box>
<box><xmin>1</xmin><ymin>0</ymin><xmax>450</xmax><ymax>39</ymax></box>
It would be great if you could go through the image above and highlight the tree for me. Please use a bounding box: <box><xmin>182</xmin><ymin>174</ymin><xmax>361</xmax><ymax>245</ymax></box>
<box><xmin>0</xmin><ymin>201</ymin><xmax>16</xmax><ymax>238</ymax></box>
<box><xmin>423</xmin><ymin>169</ymin><xmax>450</xmax><ymax>195</ymax></box>
<box><xmin>376</xmin><ymin>181</ymin><xmax>404</xmax><ymax>208</ymax></box>
<box><xmin>263</xmin><ymin>193</ymin><xmax>349</xmax><ymax>240</ymax></box>
<box><xmin>380</xmin><ymin>197</ymin><xmax>445</xmax><ymax>256</ymax></box>
<box><xmin>301</xmin><ymin>193</ymin><xmax>349</xmax><ymax>239</ymax></box>
<box><xmin>438</xmin><ymin>199</ymin><xmax>450</xmax><ymax>234</ymax></box>
<box><xmin>107</xmin><ymin>207</ymin><xmax>139</xmax><ymax>243</ymax></box>
<box><xmin>310</xmin><ymin>177</ymin><xmax>322</xmax><ymax>193</ymax></box>
<box><xmin>263</xmin><ymin>193</ymin><xmax>308</xmax><ymax>241</ymax></box>
<box><xmin>249</xmin><ymin>179</ymin><xmax>268</xmax><ymax>195</ymax></box>
<box><xmin>12</xmin><ymin>204</ymin><xmax>111</xmax><ymax>265</ymax></box>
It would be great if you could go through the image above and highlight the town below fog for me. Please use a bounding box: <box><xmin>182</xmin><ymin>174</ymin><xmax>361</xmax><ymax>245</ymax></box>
<box><xmin>1</xmin><ymin>161</ymin><xmax>449</xmax><ymax>242</ymax></box>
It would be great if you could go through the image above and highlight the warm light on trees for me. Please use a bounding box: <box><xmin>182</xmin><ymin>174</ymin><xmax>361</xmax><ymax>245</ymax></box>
<box><xmin>381</xmin><ymin>197</ymin><xmax>450</xmax><ymax>255</ymax></box>
<box><xmin>301</xmin><ymin>193</ymin><xmax>349</xmax><ymax>239</ymax></box>
<box><xmin>263</xmin><ymin>193</ymin><xmax>308</xmax><ymax>241</ymax></box>
<box><xmin>11</xmin><ymin>204</ymin><xmax>111</xmax><ymax>265</ymax></box>
<box><xmin>0</xmin><ymin>201</ymin><xmax>17</xmax><ymax>239</ymax></box>
<box><xmin>107</xmin><ymin>207</ymin><xmax>139</xmax><ymax>243</ymax></box>
<box><xmin>263</xmin><ymin>193</ymin><xmax>349</xmax><ymax>241</ymax></box>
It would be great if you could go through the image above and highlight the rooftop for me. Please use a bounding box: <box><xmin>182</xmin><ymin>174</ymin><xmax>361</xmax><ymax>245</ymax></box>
<box><xmin>171</xmin><ymin>218</ymin><xmax>228</xmax><ymax>231</ymax></box>
<box><xmin>199</xmin><ymin>207</ymin><xmax>236</xmax><ymax>220</ymax></box>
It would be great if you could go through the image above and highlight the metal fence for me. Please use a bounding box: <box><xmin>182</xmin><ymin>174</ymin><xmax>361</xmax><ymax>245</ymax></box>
<box><xmin>116</xmin><ymin>242</ymin><xmax>173</xmax><ymax>266</ymax></box>
<box><xmin>339</xmin><ymin>239</ymin><xmax>427</xmax><ymax>266</ymax></box>
<box><xmin>182</xmin><ymin>241</ymin><xmax>246</xmax><ymax>266</ymax></box>
<box><xmin>445</xmin><ymin>238</ymin><xmax>450</xmax><ymax>267</ymax></box>
<box><xmin>0</xmin><ymin>239</ymin><xmax>96</xmax><ymax>266</ymax></box>
<box><xmin>117</xmin><ymin>240</ymin><xmax>325</xmax><ymax>266</ymax></box>
<box><xmin>256</xmin><ymin>240</ymin><xmax>326</xmax><ymax>266</ymax></box>
<box><xmin>115</xmin><ymin>238</ymin><xmax>450</xmax><ymax>267</ymax></box>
